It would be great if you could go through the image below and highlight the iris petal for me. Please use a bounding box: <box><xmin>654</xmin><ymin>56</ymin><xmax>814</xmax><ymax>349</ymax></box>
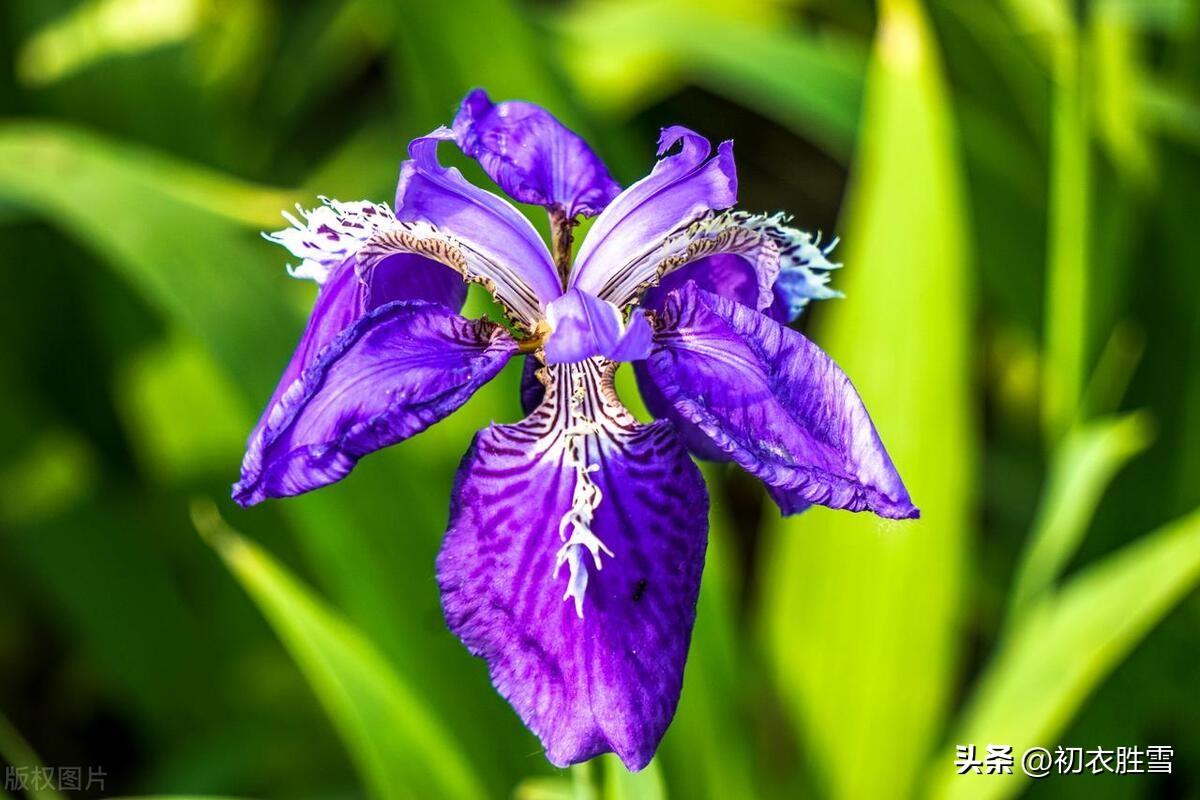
<box><xmin>248</xmin><ymin>242</ymin><xmax>467</xmax><ymax>453</ymax></box>
<box><xmin>569</xmin><ymin>127</ymin><xmax>737</xmax><ymax>304</ymax></box>
<box><xmin>543</xmin><ymin>289</ymin><xmax>653</xmax><ymax>364</ymax></box>
<box><xmin>452</xmin><ymin>88</ymin><xmax>621</xmax><ymax>218</ymax></box>
<box><xmin>437</xmin><ymin>359</ymin><xmax>708</xmax><ymax>770</ymax></box>
<box><xmin>639</xmin><ymin>212</ymin><xmax>841</xmax><ymax>322</ymax></box>
<box><xmin>234</xmin><ymin>300</ymin><xmax>516</xmax><ymax>505</ymax></box>
<box><xmin>642</xmin><ymin>283</ymin><xmax>917</xmax><ymax>519</ymax></box>
<box><xmin>394</xmin><ymin>128</ymin><xmax>563</xmax><ymax>324</ymax></box>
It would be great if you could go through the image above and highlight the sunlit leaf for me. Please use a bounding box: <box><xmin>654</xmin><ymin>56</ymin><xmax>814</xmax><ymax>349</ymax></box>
<box><xmin>513</xmin><ymin>779</ymin><xmax>578</xmax><ymax>800</ymax></box>
<box><xmin>659</xmin><ymin>467</ymin><xmax>755</xmax><ymax>800</ymax></box>
<box><xmin>194</xmin><ymin>502</ymin><xmax>486</xmax><ymax>800</ymax></box>
<box><xmin>16</xmin><ymin>0</ymin><xmax>206</xmax><ymax>87</ymax></box>
<box><xmin>115</xmin><ymin>332</ymin><xmax>249</xmax><ymax>482</ymax></box>
<box><xmin>0</xmin><ymin>124</ymin><xmax>298</xmax><ymax>402</ymax></box>
<box><xmin>1006</xmin><ymin>412</ymin><xmax>1153</xmax><ymax>626</ymax></box>
<box><xmin>1092</xmin><ymin>0</ymin><xmax>1156</xmax><ymax>183</ymax></box>
<box><xmin>761</xmin><ymin>1</ymin><xmax>975</xmax><ymax>798</ymax></box>
<box><xmin>0</xmin><ymin>429</ymin><xmax>95</xmax><ymax>526</ymax></box>
<box><xmin>557</xmin><ymin>0</ymin><xmax>865</xmax><ymax>159</ymax></box>
<box><xmin>603</xmin><ymin>754</ymin><xmax>666</xmax><ymax>800</ymax></box>
<box><xmin>931</xmin><ymin>505</ymin><xmax>1200</xmax><ymax>800</ymax></box>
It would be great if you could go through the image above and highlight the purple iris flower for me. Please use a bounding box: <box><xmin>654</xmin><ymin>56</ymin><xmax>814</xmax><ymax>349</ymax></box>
<box><xmin>233</xmin><ymin>89</ymin><xmax>917</xmax><ymax>770</ymax></box>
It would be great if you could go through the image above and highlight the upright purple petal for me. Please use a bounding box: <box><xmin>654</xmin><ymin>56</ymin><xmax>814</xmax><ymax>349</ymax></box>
<box><xmin>234</xmin><ymin>301</ymin><xmax>516</xmax><ymax>506</ymax></box>
<box><xmin>543</xmin><ymin>289</ymin><xmax>653</xmax><ymax>364</ymax></box>
<box><xmin>642</xmin><ymin>283</ymin><xmax>917</xmax><ymax>519</ymax></box>
<box><xmin>362</xmin><ymin>252</ymin><xmax>468</xmax><ymax>312</ymax></box>
<box><xmin>569</xmin><ymin>128</ymin><xmax>737</xmax><ymax>304</ymax></box>
<box><xmin>438</xmin><ymin>359</ymin><xmax>708</xmax><ymax>770</ymax></box>
<box><xmin>394</xmin><ymin>129</ymin><xmax>563</xmax><ymax>324</ymax></box>
<box><xmin>642</xmin><ymin>253</ymin><xmax>763</xmax><ymax>313</ymax></box>
<box><xmin>452</xmin><ymin>89</ymin><xmax>620</xmax><ymax>218</ymax></box>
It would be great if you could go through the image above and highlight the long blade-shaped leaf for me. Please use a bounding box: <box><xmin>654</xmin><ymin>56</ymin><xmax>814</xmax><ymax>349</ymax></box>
<box><xmin>556</xmin><ymin>0</ymin><xmax>865</xmax><ymax>159</ymax></box>
<box><xmin>760</xmin><ymin>0</ymin><xmax>974</xmax><ymax>797</ymax></box>
<box><xmin>658</xmin><ymin>466</ymin><xmax>755</xmax><ymax>800</ymax></box>
<box><xmin>0</xmin><ymin>709</ymin><xmax>65</xmax><ymax>800</ymax></box>
<box><xmin>193</xmin><ymin>503</ymin><xmax>485</xmax><ymax>800</ymax></box>
<box><xmin>602</xmin><ymin>755</ymin><xmax>666</xmax><ymax>800</ymax></box>
<box><xmin>1006</xmin><ymin>412</ymin><xmax>1153</xmax><ymax>625</ymax></box>
<box><xmin>930</xmin><ymin>506</ymin><xmax>1200</xmax><ymax>800</ymax></box>
<box><xmin>0</xmin><ymin>123</ymin><xmax>529</xmax><ymax>783</ymax></box>
<box><xmin>0</xmin><ymin>123</ymin><xmax>297</xmax><ymax>403</ymax></box>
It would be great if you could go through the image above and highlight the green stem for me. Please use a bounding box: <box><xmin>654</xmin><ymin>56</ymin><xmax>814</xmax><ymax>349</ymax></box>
<box><xmin>549</xmin><ymin>208</ymin><xmax>576</xmax><ymax>286</ymax></box>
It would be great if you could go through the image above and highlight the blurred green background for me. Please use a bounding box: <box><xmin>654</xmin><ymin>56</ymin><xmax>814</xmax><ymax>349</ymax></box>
<box><xmin>1</xmin><ymin>0</ymin><xmax>1199</xmax><ymax>798</ymax></box>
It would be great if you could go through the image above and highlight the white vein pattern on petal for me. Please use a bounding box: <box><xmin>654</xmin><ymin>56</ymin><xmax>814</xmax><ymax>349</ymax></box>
<box><xmin>265</xmin><ymin>197</ymin><xmax>399</xmax><ymax>285</ymax></box>
<box><xmin>516</xmin><ymin>359</ymin><xmax>641</xmax><ymax>619</ymax></box>
<box><xmin>553</xmin><ymin>369</ymin><xmax>614</xmax><ymax>618</ymax></box>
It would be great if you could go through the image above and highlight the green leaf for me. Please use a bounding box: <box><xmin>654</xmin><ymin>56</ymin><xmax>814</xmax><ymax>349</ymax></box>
<box><xmin>0</xmin><ymin>709</ymin><xmax>65</xmax><ymax>800</ymax></box>
<box><xmin>658</xmin><ymin>466</ymin><xmax>755</xmax><ymax>800</ymax></box>
<box><xmin>513</xmin><ymin>779</ymin><xmax>578</xmax><ymax>800</ymax></box>
<box><xmin>0</xmin><ymin>123</ymin><xmax>299</xmax><ymax>404</ymax></box>
<box><xmin>368</xmin><ymin>0</ymin><xmax>569</xmax><ymax>133</ymax></box>
<box><xmin>0</xmin><ymin>119</ymin><xmax>530</xmax><ymax>787</ymax></box>
<box><xmin>556</xmin><ymin>0</ymin><xmax>865</xmax><ymax>159</ymax></box>
<box><xmin>1092</xmin><ymin>1</ymin><xmax>1156</xmax><ymax>183</ymax></box>
<box><xmin>193</xmin><ymin>502</ymin><xmax>486</xmax><ymax>800</ymax></box>
<box><xmin>929</xmin><ymin>505</ymin><xmax>1200</xmax><ymax>800</ymax></box>
<box><xmin>760</xmin><ymin>0</ymin><xmax>975</xmax><ymax>797</ymax></box>
<box><xmin>16</xmin><ymin>0</ymin><xmax>206</xmax><ymax>87</ymax></box>
<box><xmin>104</xmin><ymin>796</ymin><xmax>256</xmax><ymax>800</ymax></box>
<box><xmin>602</xmin><ymin>754</ymin><xmax>666</xmax><ymax>800</ymax></box>
<box><xmin>115</xmin><ymin>331</ymin><xmax>249</xmax><ymax>482</ymax></box>
<box><xmin>1006</xmin><ymin>412</ymin><xmax>1154</xmax><ymax>625</ymax></box>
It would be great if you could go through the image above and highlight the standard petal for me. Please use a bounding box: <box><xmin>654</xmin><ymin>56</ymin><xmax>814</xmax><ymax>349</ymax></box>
<box><xmin>632</xmin><ymin>211</ymin><xmax>843</xmax><ymax>322</ymax></box>
<box><xmin>453</xmin><ymin>89</ymin><xmax>620</xmax><ymax>218</ymax></box>
<box><xmin>569</xmin><ymin>127</ymin><xmax>737</xmax><ymax>304</ymax></box>
<box><xmin>643</xmin><ymin>284</ymin><xmax>917</xmax><ymax>519</ymax></box>
<box><xmin>543</xmin><ymin>289</ymin><xmax>653</xmax><ymax>364</ymax></box>
<box><xmin>438</xmin><ymin>359</ymin><xmax>708</xmax><ymax>770</ymax></box>
<box><xmin>233</xmin><ymin>301</ymin><xmax>516</xmax><ymax>506</ymax></box>
<box><xmin>392</xmin><ymin>128</ymin><xmax>562</xmax><ymax>324</ymax></box>
<box><xmin>642</xmin><ymin>252</ymin><xmax>762</xmax><ymax>313</ymax></box>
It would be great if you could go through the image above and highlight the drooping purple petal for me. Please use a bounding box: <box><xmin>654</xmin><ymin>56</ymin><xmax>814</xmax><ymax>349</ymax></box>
<box><xmin>452</xmin><ymin>89</ymin><xmax>621</xmax><ymax>219</ymax></box>
<box><xmin>569</xmin><ymin>128</ymin><xmax>737</xmax><ymax>304</ymax></box>
<box><xmin>438</xmin><ymin>359</ymin><xmax>708</xmax><ymax>770</ymax></box>
<box><xmin>394</xmin><ymin>128</ymin><xmax>562</xmax><ymax>325</ymax></box>
<box><xmin>632</xmin><ymin>360</ymin><xmax>730</xmax><ymax>462</ymax></box>
<box><xmin>233</xmin><ymin>300</ymin><xmax>516</xmax><ymax>506</ymax></box>
<box><xmin>643</xmin><ymin>283</ymin><xmax>917</xmax><ymax>519</ymax></box>
<box><xmin>543</xmin><ymin>288</ymin><xmax>653</xmax><ymax>364</ymax></box>
<box><xmin>248</xmin><ymin>248</ymin><xmax>467</xmax><ymax>447</ymax></box>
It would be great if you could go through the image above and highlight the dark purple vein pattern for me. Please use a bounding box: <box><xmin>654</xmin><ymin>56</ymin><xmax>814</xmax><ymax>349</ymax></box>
<box><xmin>437</xmin><ymin>359</ymin><xmax>708</xmax><ymax>770</ymax></box>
